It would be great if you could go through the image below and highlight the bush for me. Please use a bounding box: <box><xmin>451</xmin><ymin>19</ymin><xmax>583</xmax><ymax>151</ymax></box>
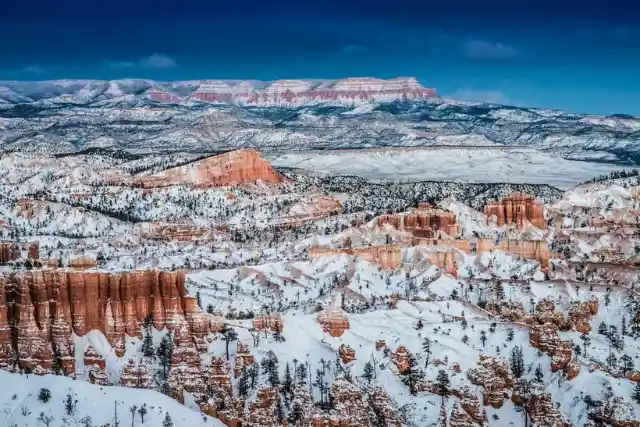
<box><xmin>38</xmin><ymin>388</ymin><xmax>51</xmax><ymax>403</ymax></box>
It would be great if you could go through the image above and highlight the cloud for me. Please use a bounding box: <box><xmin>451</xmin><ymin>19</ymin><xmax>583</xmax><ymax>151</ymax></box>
<box><xmin>105</xmin><ymin>53</ymin><xmax>177</xmax><ymax>69</ymax></box>
<box><xmin>464</xmin><ymin>40</ymin><xmax>518</xmax><ymax>60</ymax></box>
<box><xmin>447</xmin><ymin>89</ymin><xmax>514</xmax><ymax>105</ymax></box>
<box><xmin>340</xmin><ymin>43</ymin><xmax>368</xmax><ymax>54</ymax></box>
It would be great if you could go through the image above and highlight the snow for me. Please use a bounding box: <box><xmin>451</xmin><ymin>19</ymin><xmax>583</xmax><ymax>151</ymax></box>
<box><xmin>269</xmin><ymin>148</ymin><xmax>623</xmax><ymax>189</ymax></box>
<box><xmin>0</xmin><ymin>370</ymin><xmax>226</xmax><ymax>427</ymax></box>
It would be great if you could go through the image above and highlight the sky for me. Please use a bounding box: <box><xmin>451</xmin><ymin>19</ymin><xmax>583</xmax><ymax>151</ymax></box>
<box><xmin>0</xmin><ymin>0</ymin><xmax>639</xmax><ymax>115</ymax></box>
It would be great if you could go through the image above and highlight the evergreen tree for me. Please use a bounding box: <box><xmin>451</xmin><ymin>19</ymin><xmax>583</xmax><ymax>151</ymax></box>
<box><xmin>619</xmin><ymin>354</ymin><xmax>634</xmax><ymax>375</ymax></box>
<box><xmin>275</xmin><ymin>396</ymin><xmax>285</xmax><ymax>421</ymax></box>
<box><xmin>506</xmin><ymin>328</ymin><xmax>514</xmax><ymax>341</ymax></box>
<box><xmin>598</xmin><ymin>321</ymin><xmax>608</xmax><ymax>335</ymax></box>
<box><xmin>196</xmin><ymin>290</ymin><xmax>202</xmax><ymax>309</ymax></box>
<box><xmin>206</xmin><ymin>304</ymin><xmax>214</xmax><ymax>314</ymax></box>
<box><xmin>238</xmin><ymin>366</ymin><xmax>249</xmax><ymax>397</ymax></box>
<box><xmin>422</xmin><ymin>337</ymin><xmax>432</xmax><ymax>367</ymax></box>
<box><xmin>220</xmin><ymin>325</ymin><xmax>238</xmax><ymax>361</ymax></box>
<box><xmin>622</xmin><ymin>316</ymin><xmax>628</xmax><ymax>336</ymax></box>
<box><xmin>64</xmin><ymin>392</ymin><xmax>77</xmax><ymax>416</ymax></box>
<box><xmin>282</xmin><ymin>363</ymin><xmax>294</xmax><ymax>396</ymax></box>
<box><xmin>362</xmin><ymin>361</ymin><xmax>375</xmax><ymax>385</ymax></box>
<box><xmin>480</xmin><ymin>330</ymin><xmax>487</xmax><ymax>347</ymax></box>
<box><xmin>156</xmin><ymin>331</ymin><xmax>175</xmax><ymax>378</ymax></box>
<box><xmin>249</xmin><ymin>364</ymin><xmax>259</xmax><ymax>389</ymax></box>
<box><xmin>288</xmin><ymin>402</ymin><xmax>304</xmax><ymax>425</ymax></box>
<box><xmin>141</xmin><ymin>322</ymin><xmax>154</xmax><ymax>358</ymax></box>
<box><xmin>162</xmin><ymin>412</ymin><xmax>173</xmax><ymax>427</ymax></box>
<box><xmin>580</xmin><ymin>334</ymin><xmax>591</xmax><ymax>356</ymax></box>
<box><xmin>295</xmin><ymin>362</ymin><xmax>308</xmax><ymax>386</ymax></box>
<box><xmin>38</xmin><ymin>388</ymin><xmax>51</xmax><ymax>403</ymax></box>
<box><xmin>509</xmin><ymin>346</ymin><xmax>525</xmax><ymax>378</ymax></box>
<box><xmin>461</xmin><ymin>318</ymin><xmax>468</xmax><ymax>330</ymax></box>
<box><xmin>435</xmin><ymin>369</ymin><xmax>450</xmax><ymax>402</ymax></box>
<box><xmin>534</xmin><ymin>364</ymin><xmax>544</xmax><ymax>383</ymax></box>
<box><xmin>401</xmin><ymin>353</ymin><xmax>424</xmax><ymax>396</ymax></box>
<box><xmin>461</xmin><ymin>334</ymin><xmax>469</xmax><ymax>344</ymax></box>
<box><xmin>129</xmin><ymin>405</ymin><xmax>137</xmax><ymax>427</ymax></box>
<box><xmin>137</xmin><ymin>404</ymin><xmax>147</xmax><ymax>423</ymax></box>
<box><xmin>633</xmin><ymin>382</ymin><xmax>640</xmax><ymax>405</ymax></box>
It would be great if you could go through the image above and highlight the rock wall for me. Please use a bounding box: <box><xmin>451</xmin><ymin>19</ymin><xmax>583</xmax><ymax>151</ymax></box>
<box><xmin>377</xmin><ymin>205</ymin><xmax>460</xmax><ymax>238</ymax></box>
<box><xmin>128</xmin><ymin>149</ymin><xmax>284</xmax><ymax>188</ymax></box>
<box><xmin>308</xmin><ymin>244</ymin><xmax>402</xmax><ymax>270</ymax></box>
<box><xmin>0</xmin><ymin>268</ymin><xmax>218</xmax><ymax>372</ymax></box>
<box><xmin>0</xmin><ymin>242</ymin><xmax>39</xmax><ymax>264</ymax></box>
<box><xmin>477</xmin><ymin>238</ymin><xmax>550</xmax><ymax>268</ymax></box>
<box><xmin>484</xmin><ymin>193</ymin><xmax>546</xmax><ymax>229</ymax></box>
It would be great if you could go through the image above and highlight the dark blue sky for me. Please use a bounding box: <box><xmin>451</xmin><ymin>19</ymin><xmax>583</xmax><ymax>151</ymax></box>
<box><xmin>1</xmin><ymin>0</ymin><xmax>639</xmax><ymax>115</ymax></box>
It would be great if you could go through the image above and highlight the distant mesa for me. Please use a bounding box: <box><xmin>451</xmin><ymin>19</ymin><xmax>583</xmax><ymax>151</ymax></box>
<box><xmin>146</xmin><ymin>77</ymin><xmax>437</xmax><ymax>106</ymax></box>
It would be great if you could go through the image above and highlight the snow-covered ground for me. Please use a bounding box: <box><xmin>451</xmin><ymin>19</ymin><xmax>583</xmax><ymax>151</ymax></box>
<box><xmin>269</xmin><ymin>148</ymin><xmax>623</xmax><ymax>189</ymax></box>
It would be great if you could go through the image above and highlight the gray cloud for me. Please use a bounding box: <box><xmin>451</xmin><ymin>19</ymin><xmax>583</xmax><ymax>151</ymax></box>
<box><xmin>447</xmin><ymin>89</ymin><xmax>515</xmax><ymax>105</ymax></box>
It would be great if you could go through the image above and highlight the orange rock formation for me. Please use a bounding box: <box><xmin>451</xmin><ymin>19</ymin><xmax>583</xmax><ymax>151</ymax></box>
<box><xmin>484</xmin><ymin>193</ymin><xmax>546</xmax><ymax>229</ymax></box>
<box><xmin>377</xmin><ymin>204</ymin><xmax>460</xmax><ymax>238</ymax></box>
<box><xmin>129</xmin><ymin>149</ymin><xmax>285</xmax><ymax>188</ymax></box>
<box><xmin>309</xmin><ymin>244</ymin><xmax>402</xmax><ymax>270</ymax></box>
<box><xmin>0</xmin><ymin>268</ymin><xmax>216</xmax><ymax>372</ymax></box>
<box><xmin>317</xmin><ymin>298</ymin><xmax>350</xmax><ymax>337</ymax></box>
<box><xmin>428</xmin><ymin>250</ymin><xmax>458</xmax><ymax>277</ymax></box>
<box><xmin>477</xmin><ymin>238</ymin><xmax>551</xmax><ymax>268</ymax></box>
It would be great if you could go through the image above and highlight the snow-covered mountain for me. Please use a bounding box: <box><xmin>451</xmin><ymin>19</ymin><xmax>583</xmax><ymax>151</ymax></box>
<box><xmin>0</xmin><ymin>77</ymin><xmax>639</xmax><ymax>165</ymax></box>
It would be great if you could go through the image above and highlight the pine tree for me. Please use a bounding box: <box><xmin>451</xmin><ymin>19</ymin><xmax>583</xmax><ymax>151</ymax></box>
<box><xmin>156</xmin><ymin>331</ymin><xmax>174</xmax><ymax>379</ymax></box>
<box><xmin>64</xmin><ymin>392</ymin><xmax>77</xmax><ymax>416</ymax></box>
<box><xmin>622</xmin><ymin>316</ymin><xmax>628</xmax><ymax>336</ymax></box>
<box><xmin>633</xmin><ymin>382</ymin><xmax>640</xmax><ymax>404</ymax></box>
<box><xmin>435</xmin><ymin>369</ymin><xmax>450</xmax><ymax>402</ymax></box>
<box><xmin>422</xmin><ymin>337</ymin><xmax>432</xmax><ymax>367</ymax></box>
<box><xmin>295</xmin><ymin>362</ymin><xmax>308</xmax><ymax>386</ymax></box>
<box><xmin>362</xmin><ymin>361</ymin><xmax>375</xmax><ymax>385</ymax></box>
<box><xmin>598</xmin><ymin>321</ymin><xmax>608</xmax><ymax>335</ymax></box>
<box><xmin>580</xmin><ymin>334</ymin><xmax>591</xmax><ymax>356</ymax></box>
<box><xmin>509</xmin><ymin>346</ymin><xmax>525</xmax><ymax>378</ymax></box>
<box><xmin>461</xmin><ymin>318</ymin><xmax>468</xmax><ymax>330</ymax></box>
<box><xmin>619</xmin><ymin>354</ymin><xmax>634</xmax><ymax>375</ymax></box>
<box><xmin>220</xmin><ymin>325</ymin><xmax>238</xmax><ymax>361</ymax></box>
<box><xmin>480</xmin><ymin>330</ymin><xmax>487</xmax><ymax>347</ymax></box>
<box><xmin>238</xmin><ymin>366</ymin><xmax>249</xmax><ymax>397</ymax></box>
<box><xmin>401</xmin><ymin>353</ymin><xmax>424</xmax><ymax>395</ymax></box>
<box><xmin>534</xmin><ymin>364</ymin><xmax>544</xmax><ymax>382</ymax></box>
<box><xmin>137</xmin><ymin>404</ymin><xmax>147</xmax><ymax>423</ymax></box>
<box><xmin>196</xmin><ymin>290</ymin><xmax>202</xmax><ymax>309</ymax></box>
<box><xmin>461</xmin><ymin>334</ymin><xmax>469</xmax><ymax>344</ymax></box>
<box><xmin>275</xmin><ymin>396</ymin><xmax>285</xmax><ymax>421</ymax></box>
<box><xmin>129</xmin><ymin>405</ymin><xmax>137</xmax><ymax>427</ymax></box>
<box><xmin>506</xmin><ymin>328</ymin><xmax>514</xmax><ymax>341</ymax></box>
<box><xmin>141</xmin><ymin>322</ymin><xmax>154</xmax><ymax>358</ymax></box>
<box><xmin>288</xmin><ymin>402</ymin><xmax>304</xmax><ymax>424</ymax></box>
<box><xmin>162</xmin><ymin>412</ymin><xmax>173</xmax><ymax>427</ymax></box>
<box><xmin>283</xmin><ymin>363</ymin><xmax>294</xmax><ymax>396</ymax></box>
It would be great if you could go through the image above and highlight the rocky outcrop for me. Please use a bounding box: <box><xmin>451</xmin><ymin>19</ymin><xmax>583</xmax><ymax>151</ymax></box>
<box><xmin>377</xmin><ymin>204</ymin><xmax>460</xmax><ymax>238</ymax></box>
<box><xmin>339</xmin><ymin>344</ymin><xmax>356</xmax><ymax>364</ymax></box>
<box><xmin>251</xmin><ymin>313</ymin><xmax>284</xmax><ymax>333</ymax></box>
<box><xmin>309</xmin><ymin>244</ymin><xmax>402</xmax><ymax>270</ymax></box>
<box><xmin>393</xmin><ymin>346</ymin><xmax>410</xmax><ymax>374</ymax></box>
<box><xmin>317</xmin><ymin>299</ymin><xmax>350</xmax><ymax>337</ymax></box>
<box><xmin>477</xmin><ymin>238</ymin><xmax>551</xmax><ymax>268</ymax></box>
<box><xmin>0</xmin><ymin>242</ymin><xmax>39</xmax><ymax>264</ymax></box>
<box><xmin>0</xmin><ymin>268</ymin><xmax>215</xmax><ymax>372</ymax></box>
<box><xmin>234</xmin><ymin>343</ymin><xmax>254</xmax><ymax>376</ymax></box>
<box><xmin>530</xmin><ymin>323</ymin><xmax>579</xmax><ymax>378</ymax></box>
<box><xmin>428</xmin><ymin>250</ymin><xmax>458</xmax><ymax>277</ymax></box>
<box><xmin>590</xmin><ymin>396</ymin><xmax>640</xmax><ymax>427</ymax></box>
<box><xmin>568</xmin><ymin>299</ymin><xmax>598</xmax><ymax>334</ymax></box>
<box><xmin>484</xmin><ymin>193</ymin><xmax>547</xmax><ymax>229</ymax></box>
<box><xmin>467</xmin><ymin>354</ymin><xmax>514</xmax><ymax>409</ymax></box>
<box><xmin>512</xmin><ymin>381</ymin><xmax>571</xmax><ymax>427</ymax></box>
<box><xmin>120</xmin><ymin>359</ymin><xmax>153</xmax><ymax>388</ymax></box>
<box><xmin>128</xmin><ymin>150</ymin><xmax>284</xmax><ymax>188</ymax></box>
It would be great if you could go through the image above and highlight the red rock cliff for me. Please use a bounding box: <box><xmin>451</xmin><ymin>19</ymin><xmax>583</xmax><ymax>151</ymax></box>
<box><xmin>0</xmin><ymin>269</ymin><xmax>215</xmax><ymax>372</ymax></box>
<box><xmin>484</xmin><ymin>193</ymin><xmax>546</xmax><ymax>229</ymax></box>
<box><xmin>131</xmin><ymin>149</ymin><xmax>284</xmax><ymax>188</ymax></box>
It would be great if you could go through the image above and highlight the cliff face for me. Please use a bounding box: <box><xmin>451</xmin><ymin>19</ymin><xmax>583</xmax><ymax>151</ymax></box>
<box><xmin>0</xmin><ymin>269</ymin><xmax>216</xmax><ymax>373</ymax></box>
<box><xmin>377</xmin><ymin>204</ymin><xmax>460</xmax><ymax>238</ymax></box>
<box><xmin>484</xmin><ymin>193</ymin><xmax>546</xmax><ymax>229</ymax></box>
<box><xmin>130</xmin><ymin>149</ymin><xmax>284</xmax><ymax>188</ymax></box>
<box><xmin>477</xmin><ymin>238</ymin><xmax>551</xmax><ymax>268</ymax></box>
<box><xmin>308</xmin><ymin>244</ymin><xmax>402</xmax><ymax>270</ymax></box>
